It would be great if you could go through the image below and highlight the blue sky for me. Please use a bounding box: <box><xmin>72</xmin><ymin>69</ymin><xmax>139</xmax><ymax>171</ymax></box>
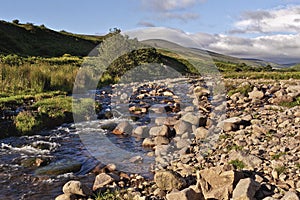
<box><xmin>1</xmin><ymin>0</ymin><xmax>300</xmax><ymax>63</ymax></box>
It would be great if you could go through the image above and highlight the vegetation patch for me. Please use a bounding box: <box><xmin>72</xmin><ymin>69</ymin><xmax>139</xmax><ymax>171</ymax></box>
<box><xmin>228</xmin><ymin>159</ymin><xmax>245</xmax><ymax>170</ymax></box>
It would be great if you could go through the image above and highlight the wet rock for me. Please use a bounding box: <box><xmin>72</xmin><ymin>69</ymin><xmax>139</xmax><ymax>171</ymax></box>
<box><xmin>166</xmin><ymin>187</ymin><xmax>205</xmax><ymax>200</ymax></box>
<box><xmin>35</xmin><ymin>159</ymin><xmax>82</xmax><ymax>175</ymax></box>
<box><xmin>198</xmin><ymin>166</ymin><xmax>243</xmax><ymax>200</ymax></box>
<box><xmin>93</xmin><ymin>173</ymin><xmax>114</xmax><ymax>191</ymax></box>
<box><xmin>154</xmin><ymin>170</ymin><xmax>187</xmax><ymax>191</ymax></box>
<box><xmin>193</xmin><ymin>86</ymin><xmax>210</xmax><ymax>98</ymax></box>
<box><xmin>112</xmin><ymin>121</ymin><xmax>133</xmax><ymax>135</ymax></box>
<box><xmin>99</xmin><ymin>122</ymin><xmax>117</xmax><ymax>131</ymax></box>
<box><xmin>132</xmin><ymin>126</ymin><xmax>149</xmax><ymax>138</ymax></box>
<box><xmin>20</xmin><ymin>157</ymin><xmax>49</xmax><ymax>168</ymax></box>
<box><xmin>129</xmin><ymin>155</ymin><xmax>143</xmax><ymax>163</ymax></box>
<box><xmin>63</xmin><ymin>180</ymin><xmax>92</xmax><ymax>196</ymax></box>
<box><xmin>232</xmin><ymin>178</ymin><xmax>260</xmax><ymax>200</ymax></box>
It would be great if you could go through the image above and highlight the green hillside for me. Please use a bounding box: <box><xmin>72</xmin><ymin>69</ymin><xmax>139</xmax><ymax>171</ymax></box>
<box><xmin>0</xmin><ymin>20</ymin><xmax>105</xmax><ymax>57</ymax></box>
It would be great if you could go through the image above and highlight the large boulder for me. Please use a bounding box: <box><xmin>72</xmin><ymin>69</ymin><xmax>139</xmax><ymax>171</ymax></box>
<box><xmin>149</xmin><ymin>125</ymin><xmax>170</xmax><ymax>137</ymax></box>
<box><xmin>112</xmin><ymin>121</ymin><xmax>133</xmax><ymax>135</ymax></box>
<box><xmin>218</xmin><ymin>117</ymin><xmax>242</xmax><ymax>132</ymax></box>
<box><xmin>62</xmin><ymin>180</ymin><xmax>92</xmax><ymax>197</ymax></box>
<box><xmin>181</xmin><ymin>113</ymin><xmax>200</xmax><ymax>126</ymax></box>
<box><xmin>281</xmin><ymin>191</ymin><xmax>300</xmax><ymax>200</ymax></box>
<box><xmin>93</xmin><ymin>173</ymin><xmax>114</xmax><ymax>191</ymax></box>
<box><xmin>154</xmin><ymin>170</ymin><xmax>187</xmax><ymax>191</ymax></box>
<box><xmin>174</xmin><ymin>120</ymin><xmax>193</xmax><ymax>135</ymax></box>
<box><xmin>35</xmin><ymin>159</ymin><xmax>82</xmax><ymax>175</ymax></box>
<box><xmin>198</xmin><ymin>166</ymin><xmax>243</xmax><ymax>200</ymax></box>
<box><xmin>229</xmin><ymin>150</ymin><xmax>263</xmax><ymax>170</ymax></box>
<box><xmin>248</xmin><ymin>87</ymin><xmax>264</xmax><ymax>100</ymax></box>
<box><xmin>166</xmin><ymin>187</ymin><xmax>205</xmax><ymax>200</ymax></box>
<box><xmin>232</xmin><ymin>178</ymin><xmax>260</xmax><ymax>200</ymax></box>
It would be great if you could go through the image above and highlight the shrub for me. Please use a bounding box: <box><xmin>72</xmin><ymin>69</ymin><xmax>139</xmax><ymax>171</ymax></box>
<box><xmin>15</xmin><ymin>111</ymin><xmax>40</xmax><ymax>134</ymax></box>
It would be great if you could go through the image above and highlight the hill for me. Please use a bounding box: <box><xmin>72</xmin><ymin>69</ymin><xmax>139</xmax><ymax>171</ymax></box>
<box><xmin>0</xmin><ymin>20</ymin><xmax>105</xmax><ymax>57</ymax></box>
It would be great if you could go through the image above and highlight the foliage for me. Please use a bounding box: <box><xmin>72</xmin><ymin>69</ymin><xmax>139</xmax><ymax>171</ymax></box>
<box><xmin>275</xmin><ymin>166</ymin><xmax>286</xmax><ymax>175</ymax></box>
<box><xmin>228</xmin><ymin>159</ymin><xmax>245</xmax><ymax>170</ymax></box>
<box><xmin>227</xmin><ymin>84</ymin><xmax>253</xmax><ymax>97</ymax></box>
<box><xmin>94</xmin><ymin>190</ymin><xmax>120</xmax><ymax>200</ymax></box>
<box><xmin>73</xmin><ymin>98</ymin><xmax>97</xmax><ymax>122</ymax></box>
<box><xmin>0</xmin><ymin>20</ymin><xmax>104</xmax><ymax>57</ymax></box>
<box><xmin>223</xmin><ymin>71</ymin><xmax>300</xmax><ymax>79</ymax></box>
<box><xmin>15</xmin><ymin>111</ymin><xmax>41</xmax><ymax>134</ymax></box>
<box><xmin>279</xmin><ymin>96</ymin><xmax>300</xmax><ymax>108</ymax></box>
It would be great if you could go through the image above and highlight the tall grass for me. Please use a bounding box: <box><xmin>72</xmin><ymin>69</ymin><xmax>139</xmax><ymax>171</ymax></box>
<box><xmin>0</xmin><ymin>62</ymin><xmax>78</xmax><ymax>95</ymax></box>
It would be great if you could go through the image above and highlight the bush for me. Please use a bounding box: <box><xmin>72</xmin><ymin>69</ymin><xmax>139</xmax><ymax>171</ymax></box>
<box><xmin>15</xmin><ymin>111</ymin><xmax>40</xmax><ymax>134</ymax></box>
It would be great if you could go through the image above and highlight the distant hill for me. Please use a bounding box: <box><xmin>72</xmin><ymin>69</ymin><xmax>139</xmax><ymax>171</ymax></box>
<box><xmin>0</xmin><ymin>20</ymin><xmax>106</xmax><ymax>57</ymax></box>
<box><xmin>142</xmin><ymin>39</ymin><xmax>278</xmax><ymax>70</ymax></box>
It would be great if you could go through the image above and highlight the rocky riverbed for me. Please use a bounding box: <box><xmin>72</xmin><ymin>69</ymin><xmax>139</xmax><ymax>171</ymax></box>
<box><xmin>1</xmin><ymin>77</ymin><xmax>300</xmax><ymax>200</ymax></box>
<box><xmin>54</xmin><ymin>78</ymin><xmax>300</xmax><ymax>200</ymax></box>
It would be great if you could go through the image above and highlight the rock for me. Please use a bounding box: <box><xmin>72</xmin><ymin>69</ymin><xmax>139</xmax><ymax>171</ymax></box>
<box><xmin>219</xmin><ymin>117</ymin><xmax>242</xmax><ymax>132</ymax></box>
<box><xmin>112</xmin><ymin>121</ymin><xmax>133</xmax><ymax>135</ymax></box>
<box><xmin>281</xmin><ymin>191</ymin><xmax>300</xmax><ymax>200</ymax></box>
<box><xmin>194</xmin><ymin>86</ymin><xmax>210</xmax><ymax>97</ymax></box>
<box><xmin>232</xmin><ymin>178</ymin><xmax>260</xmax><ymax>200</ymax></box>
<box><xmin>166</xmin><ymin>187</ymin><xmax>205</xmax><ymax>200</ymax></box>
<box><xmin>229</xmin><ymin>150</ymin><xmax>263</xmax><ymax>170</ymax></box>
<box><xmin>198</xmin><ymin>166</ymin><xmax>242</xmax><ymax>200</ymax></box>
<box><xmin>149</xmin><ymin>125</ymin><xmax>170</xmax><ymax>137</ymax></box>
<box><xmin>55</xmin><ymin>193</ymin><xmax>77</xmax><ymax>200</ymax></box>
<box><xmin>100</xmin><ymin>122</ymin><xmax>117</xmax><ymax>131</ymax></box>
<box><xmin>92</xmin><ymin>173</ymin><xmax>114</xmax><ymax>191</ymax></box>
<box><xmin>35</xmin><ymin>159</ymin><xmax>82</xmax><ymax>175</ymax></box>
<box><xmin>154</xmin><ymin>170</ymin><xmax>187</xmax><ymax>191</ymax></box>
<box><xmin>174</xmin><ymin>120</ymin><xmax>193</xmax><ymax>135</ymax></box>
<box><xmin>62</xmin><ymin>180</ymin><xmax>92</xmax><ymax>196</ymax></box>
<box><xmin>132</xmin><ymin>126</ymin><xmax>149</xmax><ymax>138</ymax></box>
<box><xmin>181</xmin><ymin>113</ymin><xmax>200</xmax><ymax>126</ymax></box>
<box><xmin>154</xmin><ymin>136</ymin><xmax>170</xmax><ymax>145</ymax></box>
<box><xmin>129</xmin><ymin>155</ymin><xmax>143</xmax><ymax>163</ymax></box>
<box><xmin>194</xmin><ymin>127</ymin><xmax>209</xmax><ymax>140</ymax></box>
<box><xmin>20</xmin><ymin>157</ymin><xmax>49</xmax><ymax>168</ymax></box>
<box><xmin>248</xmin><ymin>87</ymin><xmax>264</xmax><ymax>100</ymax></box>
<box><xmin>142</xmin><ymin>138</ymin><xmax>155</xmax><ymax>148</ymax></box>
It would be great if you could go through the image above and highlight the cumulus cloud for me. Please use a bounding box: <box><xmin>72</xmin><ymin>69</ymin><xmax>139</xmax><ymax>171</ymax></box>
<box><xmin>230</xmin><ymin>5</ymin><xmax>300</xmax><ymax>34</ymax></box>
<box><xmin>140</xmin><ymin>0</ymin><xmax>203</xmax><ymax>23</ymax></box>
<box><xmin>126</xmin><ymin>27</ymin><xmax>300</xmax><ymax>64</ymax></box>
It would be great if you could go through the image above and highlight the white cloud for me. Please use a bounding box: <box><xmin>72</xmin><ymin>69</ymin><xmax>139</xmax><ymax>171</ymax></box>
<box><xmin>231</xmin><ymin>5</ymin><xmax>300</xmax><ymax>34</ymax></box>
<box><xmin>140</xmin><ymin>0</ymin><xmax>203</xmax><ymax>23</ymax></box>
<box><xmin>141</xmin><ymin>0</ymin><xmax>199</xmax><ymax>12</ymax></box>
<box><xmin>126</xmin><ymin>27</ymin><xmax>300</xmax><ymax>64</ymax></box>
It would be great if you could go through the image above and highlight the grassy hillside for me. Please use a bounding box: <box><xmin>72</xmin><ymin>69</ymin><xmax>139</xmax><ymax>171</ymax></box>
<box><xmin>0</xmin><ymin>20</ymin><xmax>105</xmax><ymax>57</ymax></box>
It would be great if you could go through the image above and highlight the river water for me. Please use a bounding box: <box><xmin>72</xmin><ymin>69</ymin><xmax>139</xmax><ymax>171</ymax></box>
<box><xmin>0</xmin><ymin>77</ymin><xmax>221</xmax><ymax>199</ymax></box>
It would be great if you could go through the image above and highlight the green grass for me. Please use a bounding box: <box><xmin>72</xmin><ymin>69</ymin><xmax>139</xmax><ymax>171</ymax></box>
<box><xmin>94</xmin><ymin>190</ymin><xmax>120</xmax><ymax>200</ymax></box>
<box><xmin>227</xmin><ymin>84</ymin><xmax>253</xmax><ymax>97</ymax></box>
<box><xmin>228</xmin><ymin>159</ymin><xmax>245</xmax><ymax>170</ymax></box>
<box><xmin>279</xmin><ymin>96</ymin><xmax>300</xmax><ymax>108</ymax></box>
<box><xmin>271</xmin><ymin>152</ymin><xmax>286</xmax><ymax>160</ymax></box>
<box><xmin>275</xmin><ymin>166</ymin><xmax>286</xmax><ymax>175</ymax></box>
<box><xmin>0</xmin><ymin>20</ymin><xmax>104</xmax><ymax>57</ymax></box>
<box><xmin>223</xmin><ymin>71</ymin><xmax>300</xmax><ymax>79</ymax></box>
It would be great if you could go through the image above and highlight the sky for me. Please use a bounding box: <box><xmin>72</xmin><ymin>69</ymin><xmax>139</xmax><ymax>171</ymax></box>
<box><xmin>1</xmin><ymin>0</ymin><xmax>300</xmax><ymax>64</ymax></box>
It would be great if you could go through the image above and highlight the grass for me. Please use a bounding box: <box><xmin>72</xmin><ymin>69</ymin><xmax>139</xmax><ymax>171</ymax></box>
<box><xmin>227</xmin><ymin>84</ymin><xmax>253</xmax><ymax>97</ymax></box>
<box><xmin>223</xmin><ymin>71</ymin><xmax>300</xmax><ymax>80</ymax></box>
<box><xmin>94</xmin><ymin>190</ymin><xmax>120</xmax><ymax>200</ymax></box>
<box><xmin>279</xmin><ymin>96</ymin><xmax>300</xmax><ymax>108</ymax></box>
<box><xmin>0</xmin><ymin>20</ymin><xmax>103</xmax><ymax>57</ymax></box>
<box><xmin>271</xmin><ymin>152</ymin><xmax>286</xmax><ymax>160</ymax></box>
<box><xmin>228</xmin><ymin>159</ymin><xmax>245</xmax><ymax>170</ymax></box>
<box><xmin>226</xmin><ymin>144</ymin><xmax>243</xmax><ymax>151</ymax></box>
<box><xmin>275</xmin><ymin>166</ymin><xmax>286</xmax><ymax>175</ymax></box>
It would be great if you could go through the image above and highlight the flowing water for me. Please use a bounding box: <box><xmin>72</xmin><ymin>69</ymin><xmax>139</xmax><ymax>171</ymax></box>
<box><xmin>0</xmin><ymin>78</ymin><xmax>212</xmax><ymax>199</ymax></box>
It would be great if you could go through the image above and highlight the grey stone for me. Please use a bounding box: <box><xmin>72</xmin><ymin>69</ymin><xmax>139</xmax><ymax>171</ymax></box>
<box><xmin>174</xmin><ymin>120</ymin><xmax>193</xmax><ymax>135</ymax></box>
<box><xmin>166</xmin><ymin>187</ymin><xmax>205</xmax><ymax>200</ymax></box>
<box><xmin>63</xmin><ymin>180</ymin><xmax>92</xmax><ymax>196</ymax></box>
<box><xmin>92</xmin><ymin>173</ymin><xmax>114</xmax><ymax>191</ymax></box>
<box><xmin>154</xmin><ymin>170</ymin><xmax>186</xmax><ymax>191</ymax></box>
<box><xmin>232</xmin><ymin>178</ymin><xmax>260</xmax><ymax>200</ymax></box>
<box><xmin>281</xmin><ymin>191</ymin><xmax>300</xmax><ymax>200</ymax></box>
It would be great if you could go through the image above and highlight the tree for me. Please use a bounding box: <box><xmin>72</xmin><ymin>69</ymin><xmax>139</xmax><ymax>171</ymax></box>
<box><xmin>12</xmin><ymin>19</ymin><xmax>19</xmax><ymax>24</ymax></box>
